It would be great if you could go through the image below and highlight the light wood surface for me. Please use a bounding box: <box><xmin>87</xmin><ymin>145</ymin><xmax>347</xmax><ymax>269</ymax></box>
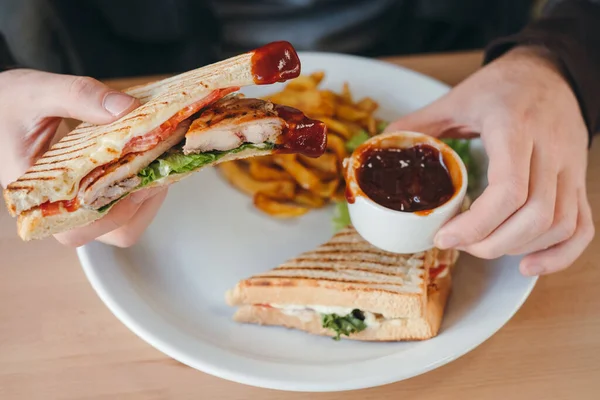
<box><xmin>1</xmin><ymin>51</ymin><xmax>599</xmax><ymax>400</ymax></box>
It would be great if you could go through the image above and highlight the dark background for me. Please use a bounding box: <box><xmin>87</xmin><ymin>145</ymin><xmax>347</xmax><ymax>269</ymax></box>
<box><xmin>0</xmin><ymin>0</ymin><xmax>540</xmax><ymax>79</ymax></box>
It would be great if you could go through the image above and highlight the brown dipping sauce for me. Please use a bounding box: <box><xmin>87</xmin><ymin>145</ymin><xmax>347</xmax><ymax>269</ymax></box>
<box><xmin>251</xmin><ymin>41</ymin><xmax>301</xmax><ymax>84</ymax></box>
<box><xmin>353</xmin><ymin>145</ymin><xmax>454</xmax><ymax>212</ymax></box>
<box><xmin>274</xmin><ymin>105</ymin><xmax>327</xmax><ymax>158</ymax></box>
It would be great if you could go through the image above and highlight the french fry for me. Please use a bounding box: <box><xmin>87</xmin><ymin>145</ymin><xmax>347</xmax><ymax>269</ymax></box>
<box><xmin>248</xmin><ymin>160</ymin><xmax>291</xmax><ymax>181</ymax></box>
<box><xmin>311</xmin><ymin>168</ymin><xmax>338</xmax><ymax>181</ymax></box>
<box><xmin>341</xmin><ymin>82</ymin><xmax>352</xmax><ymax>104</ymax></box>
<box><xmin>286</xmin><ymin>75</ymin><xmax>318</xmax><ymax>91</ymax></box>
<box><xmin>326</xmin><ymin>134</ymin><xmax>347</xmax><ymax>163</ymax></box>
<box><xmin>342</xmin><ymin>120</ymin><xmax>367</xmax><ymax>137</ymax></box>
<box><xmin>331</xmin><ymin>185</ymin><xmax>347</xmax><ymax>202</ymax></box>
<box><xmin>295</xmin><ymin>190</ymin><xmax>326</xmax><ymax>208</ymax></box>
<box><xmin>239</xmin><ymin>71</ymin><xmax>383</xmax><ymax>218</ymax></box>
<box><xmin>314</xmin><ymin>179</ymin><xmax>340</xmax><ymax>198</ymax></box>
<box><xmin>335</xmin><ymin>103</ymin><xmax>369</xmax><ymax>122</ymax></box>
<box><xmin>366</xmin><ymin>115</ymin><xmax>377</xmax><ymax>135</ymax></box>
<box><xmin>254</xmin><ymin>192</ymin><xmax>310</xmax><ymax>218</ymax></box>
<box><xmin>298</xmin><ymin>153</ymin><xmax>338</xmax><ymax>175</ymax></box>
<box><xmin>318</xmin><ymin>116</ymin><xmax>352</xmax><ymax>139</ymax></box>
<box><xmin>356</xmin><ymin>97</ymin><xmax>379</xmax><ymax>113</ymax></box>
<box><xmin>273</xmin><ymin>154</ymin><xmax>322</xmax><ymax>193</ymax></box>
<box><xmin>310</xmin><ymin>71</ymin><xmax>325</xmax><ymax>85</ymax></box>
<box><xmin>269</xmin><ymin>89</ymin><xmax>335</xmax><ymax>117</ymax></box>
<box><xmin>219</xmin><ymin>161</ymin><xmax>295</xmax><ymax>200</ymax></box>
<box><xmin>250</xmin><ymin>155</ymin><xmax>278</xmax><ymax>165</ymax></box>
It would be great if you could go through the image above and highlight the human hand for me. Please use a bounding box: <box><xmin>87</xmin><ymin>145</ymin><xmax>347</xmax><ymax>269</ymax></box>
<box><xmin>0</xmin><ymin>69</ymin><xmax>167</xmax><ymax>247</ymax></box>
<box><xmin>387</xmin><ymin>46</ymin><xmax>595</xmax><ymax>276</ymax></box>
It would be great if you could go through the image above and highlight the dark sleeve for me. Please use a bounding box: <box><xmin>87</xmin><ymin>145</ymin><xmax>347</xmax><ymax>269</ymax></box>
<box><xmin>0</xmin><ymin>33</ymin><xmax>18</xmax><ymax>72</ymax></box>
<box><xmin>483</xmin><ymin>0</ymin><xmax>600</xmax><ymax>141</ymax></box>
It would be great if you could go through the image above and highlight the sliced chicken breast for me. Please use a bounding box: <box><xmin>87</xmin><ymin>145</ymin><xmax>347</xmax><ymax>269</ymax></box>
<box><xmin>79</xmin><ymin>120</ymin><xmax>191</xmax><ymax>209</ymax></box>
<box><xmin>183</xmin><ymin>95</ymin><xmax>285</xmax><ymax>154</ymax></box>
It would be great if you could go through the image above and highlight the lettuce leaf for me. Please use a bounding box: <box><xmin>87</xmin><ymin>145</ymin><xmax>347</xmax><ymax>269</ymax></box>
<box><xmin>332</xmin><ymin>201</ymin><xmax>351</xmax><ymax>233</ymax></box>
<box><xmin>138</xmin><ymin>143</ymin><xmax>274</xmax><ymax>188</ymax></box>
<box><xmin>321</xmin><ymin>309</ymin><xmax>367</xmax><ymax>340</ymax></box>
<box><xmin>345</xmin><ymin>130</ymin><xmax>370</xmax><ymax>153</ymax></box>
<box><xmin>376</xmin><ymin>120</ymin><xmax>389</xmax><ymax>133</ymax></box>
<box><xmin>442</xmin><ymin>138</ymin><xmax>479</xmax><ymax>191</ymax></box>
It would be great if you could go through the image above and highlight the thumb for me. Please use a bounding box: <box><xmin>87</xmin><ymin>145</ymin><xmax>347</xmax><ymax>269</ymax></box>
<box><xmin>19</xmin><ymin>70</ymin><xmax>139</xmax><ymax>124</ymax></box>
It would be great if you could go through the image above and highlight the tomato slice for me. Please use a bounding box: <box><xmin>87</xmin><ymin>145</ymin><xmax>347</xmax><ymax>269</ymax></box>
<box><xmin>40</xmin><ymin>198</ymin><xmax>80</xmax><ymax>217</ymax></box>
<box><xmin>429</xmin><ymin>264</ymin><xmax>448</xmax><ymax>281</ymax></box>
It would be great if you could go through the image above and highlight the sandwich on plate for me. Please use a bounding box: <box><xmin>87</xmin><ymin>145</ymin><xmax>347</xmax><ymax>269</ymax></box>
<box><xmin>226</xmin><ymin>225</ymin><xmax>459</xmax><ymax>341</ymax></box>
<box><xmin>3</xmin><ymin>41</ymin><xmax>327</xmax><ymax>241</ymax></box>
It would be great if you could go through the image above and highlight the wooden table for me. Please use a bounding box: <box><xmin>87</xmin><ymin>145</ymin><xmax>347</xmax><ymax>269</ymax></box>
<box><xmin>1</xmin><ymin>50</ymin><xmax>599</xmax><ymax>399</ymax></box>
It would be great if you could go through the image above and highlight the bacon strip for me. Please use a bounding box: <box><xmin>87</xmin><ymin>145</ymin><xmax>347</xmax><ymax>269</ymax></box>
<box><xmin>122</xmin><ymin>87</ymin><xmax>239</xmax><ymax>155</ymax></box>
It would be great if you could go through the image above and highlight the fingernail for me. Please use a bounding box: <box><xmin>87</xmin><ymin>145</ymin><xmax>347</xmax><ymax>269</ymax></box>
<box><xmin>130</xmin><ymin>187</ymin><xmax>163</xmax><ymax>204</ymax></box>
<box><xmin>523</xmin><ymin>265</ymin><xmax>545</xmax><ymax>276</ymax></box>
<box><xmin>435</xmin><ymin>234</ymin><xmax>460</xmax><ymax>249</ymax></box>
<box><xmin>103</xmin><ymin>92</ymin><xmax>135</xmax><ymax>116</ymax></box>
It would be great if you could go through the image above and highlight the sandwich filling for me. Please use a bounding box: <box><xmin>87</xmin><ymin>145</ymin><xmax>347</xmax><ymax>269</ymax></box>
<box><xmin>37</xmin><ymin>94</ymin><xmax>326</xmax><ymax>217</ymax></box>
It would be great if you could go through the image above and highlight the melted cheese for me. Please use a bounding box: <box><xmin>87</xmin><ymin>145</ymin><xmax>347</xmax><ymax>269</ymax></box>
<box><xmin>268</xmin><ymin>304</ymin><xmax>382</xmax><ymax>327</ymax></box>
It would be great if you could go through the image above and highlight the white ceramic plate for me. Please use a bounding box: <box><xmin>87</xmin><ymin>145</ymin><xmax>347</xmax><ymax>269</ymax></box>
<box><xmin>77</xmin><ymin>53</ymin><xmax>537</xmax><ymax>392</ymax></box>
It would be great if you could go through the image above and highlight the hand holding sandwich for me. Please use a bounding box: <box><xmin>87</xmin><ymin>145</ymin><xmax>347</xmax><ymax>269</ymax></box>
<box><xmin>0</xmin><ymin>69</ymin><xmax>168</xmax><ymax>247</ymax></box>
<box><xmin>2</xmin><ymin>42</ymin><xmax>326</xmax><ymax>244</ymax></box>
<box><xmin>387</xmin><ymin>46</ymin><xmax>595</xmax><ymax>277</ymax></box>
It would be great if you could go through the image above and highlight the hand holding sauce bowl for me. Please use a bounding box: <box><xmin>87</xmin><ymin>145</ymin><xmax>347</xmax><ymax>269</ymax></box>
<box><xmin>343</xmin><ymin>131</ymin><xmax>468</xmax><ymax>254</ymax></box>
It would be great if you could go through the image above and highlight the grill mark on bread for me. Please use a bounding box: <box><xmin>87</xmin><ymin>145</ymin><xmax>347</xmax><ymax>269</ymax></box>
<box><xmin>309</xmin><ymin>249</ymin><xmax>401</xmax><ymax>256</ymax></box>
<box><xmin>245</xmin><ymin>276</ymin><xmax>408</xmax><ymax>290</ymax></box>
<box><xmin>28</xmin><ymin>166</ymin><xmax>68</xmax><ymax>173</ymax></box>
<box><xmin>16</xmin><ymin>176</ymin><xmax>57</xmax><ymax>182</ymax></box>
<box><xmin>34</xmin><ymin>155</ymin><xmax>83</xmax><ymax>166</ymax></box>
<box><xmin>54</xmin><ymin>125</ymin><xmax>128</xmax><ymax>148</ymax></box>
<box><xmin>275</xmin><ymin>266</ymin><xmax>408</xmax><ymax>278</ymax></box>
<box><xmin>5</xmin><ymin>184</ymin><xmax>33</xmax><ymax>192</ymax></box>
<box><xmin>122</xmin><ymin>112</ymin><xmax>148</xmax><ymax>122</ymax></box>
<box><xmin>251</xmin><ymin>271</ymin><xmax>407</xmax><ymax>285</ymax></box>
<box><xmin>248</xmin><ymin>276</ymin><xmax>405</xmax><ymax>285</ymax></box>
<box><xmin>288</xmin><ymin>257</ymin><xmax>402</xmax><ymax>268</ymax></box>
<box><xmin>44</xmin><ymin>143</ymin><xmax>94</xmax><ymax>157</ymax></box>
<box><xmin>57</xmin><ymin>134</ymin><xmax>91</xmax><ymax>144</ymax></box>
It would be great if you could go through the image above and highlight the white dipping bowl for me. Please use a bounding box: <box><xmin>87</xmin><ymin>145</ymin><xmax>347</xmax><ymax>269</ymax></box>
<box><xmin>344</xmin><ymin>131</ymin><xmax>468</xmax><ymax>254</ymax></box>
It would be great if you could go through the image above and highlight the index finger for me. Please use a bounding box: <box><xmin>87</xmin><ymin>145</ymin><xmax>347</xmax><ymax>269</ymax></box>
<box><xmin>434</xmin><ymin>126</ymin><xmax>533</xmax><ymax>249</ymax></box>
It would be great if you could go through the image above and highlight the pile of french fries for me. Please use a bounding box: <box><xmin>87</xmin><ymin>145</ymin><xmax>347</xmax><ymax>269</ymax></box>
<box><xmin>218</xmin><ymin>71</ymin><xmax>383</xmax><ymax>218</ymax></box>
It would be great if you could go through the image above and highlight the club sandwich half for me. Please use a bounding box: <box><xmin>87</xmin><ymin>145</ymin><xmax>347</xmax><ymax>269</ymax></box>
<box><xmin>226</xmin><ymin>226</ymin><xmax>458</xmax><ymax>341</ymax></box>
<box><xmin>3</xmin><ymin>41</ymin><xmax>327</xmax><ymax>241</ymax></box>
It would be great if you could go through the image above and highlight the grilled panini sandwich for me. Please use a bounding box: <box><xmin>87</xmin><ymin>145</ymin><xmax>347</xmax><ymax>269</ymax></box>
<box><xmin>3</xmin><ymin>41</ymin><xmax>327</xmax><ymax>241</ymax></box>
<box><xmin>226</xmin><ymin>226</ymin><xmax>459</xmax><ymax>341</ymax></box>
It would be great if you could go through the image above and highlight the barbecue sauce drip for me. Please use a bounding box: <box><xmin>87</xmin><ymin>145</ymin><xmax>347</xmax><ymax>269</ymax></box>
<box><xmin>251</xmin><ymin>41</ymin><xmax>301</xmax><ymax>84</ymax></box>
<box><xmin>356</xmin><ymin>145</ymin><xmax>454</xmax><ymax>212</ymax></box>
<box><xmin>274</xmin><ymin>105</ymin><xmax>327</xmax><ymax>158</ymax></box>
